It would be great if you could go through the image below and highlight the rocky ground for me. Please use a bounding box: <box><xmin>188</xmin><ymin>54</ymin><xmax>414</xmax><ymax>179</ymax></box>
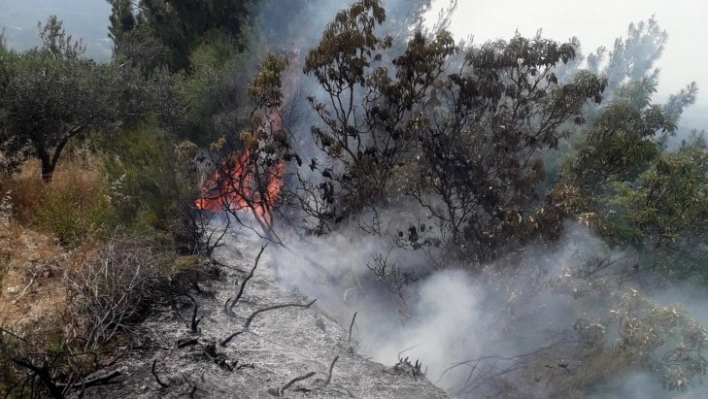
<box><xmin>77</xmin><ymin>225</ymin><xmax>450</xmax><ymax>399</ymax></box>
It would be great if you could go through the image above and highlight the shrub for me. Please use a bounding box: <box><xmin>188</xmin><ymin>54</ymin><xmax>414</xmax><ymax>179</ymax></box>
<box><xmin>1</xmin><ymin>152</ymin><xmax>116</xmax><ymax>247</ymax></box>
<box><xmin>34</xmin><ymin>175</ymin><xmax>114</xmax><ymax>248</ymax></box>
<box><xmin>102</xmin><ymin>123</ymin><xmax>202</xmax><ymax>254</ymax></box>
<box><xmin>65</xmin><ymin>232</ymin><xmax>175</xmax><ymax>351</ymax></box>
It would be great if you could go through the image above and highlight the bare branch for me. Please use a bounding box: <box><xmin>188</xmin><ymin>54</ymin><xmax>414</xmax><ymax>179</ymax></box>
<box><xmin>227</xmin><ymin>244</ymin><xmax>268</xmax><ymax>316</ymax></box>
<box><xmin>219</xmin><ymin>331</ymin><xmax>244</xmax><ymax>347</ymax></box>
<box><xmin>151</xmin><ymin>360</ymin><xmax>170</xmax><ymax>389</ymax></box>
<box><xmin>269</xmin><ymin>371</ymin><xmax>316</xmax><ymax>396</ymax></box>
<box><xmin>348</xmin><ymin>312</ymin><xmax>358</xmax><ymax>349</ymax></box>
<box><xmin>190</xmin><ymin>300</ymin><xmax>201</xmax><ymax>334</ymax></box>
<box><xmin>177</xmin><ymin>338</ymin><xmax>199</xmax><ymax>349</ymax></box>
<box><xmin>57</xmin><ymin>371</ymin><xmax>121</xmax><ymax>390</ymax></box>
<box><xmin>244</xmin><ymin>299</ymin><xmax>317</xmax><ymax>329</ymax></box>
<box><xmin>320</xmin><ymin>356</ymin><xmax>339</xmax><ymax>389</ymax></box>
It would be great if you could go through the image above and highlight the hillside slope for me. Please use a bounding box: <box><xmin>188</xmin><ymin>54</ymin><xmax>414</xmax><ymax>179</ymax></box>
<box><xmin>77</xmin><ymin>223</ymin><xmax>449</xmax><ymax>399</ymax></box>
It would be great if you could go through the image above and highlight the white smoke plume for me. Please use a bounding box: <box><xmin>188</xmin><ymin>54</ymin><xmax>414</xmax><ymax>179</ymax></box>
<box><xmin>243</xmin><ymin>1</ymin><xmax>708</xmax><ymax>398</ymax></box>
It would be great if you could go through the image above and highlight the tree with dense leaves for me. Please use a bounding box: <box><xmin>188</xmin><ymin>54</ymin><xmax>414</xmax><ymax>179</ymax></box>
<box><xmin>134</xmin><ymin>0</ymin><xmax>256</xmax><ymax>72</ymax></box>
<box><xmin>301</xmin><ymin>0</ymin><xmax>456</xmax><ymax>229</ymax></box>
<box><xmin>554</xmin><ymin>17</ymin><xmax>701</xmax><ymax>284</ymax></box>
<box><xmin>0</xmin><ymin>17</ymin><xmax>166</xmax><ymax>182</ymax></box>
<box><xmin>107</xmin><ymin>0</ymin><xmax>138</xmax><ymax>50</ymax></box>
<box><xmin>0</xmin><ymin>18</ymin><xmax>120</xmax><ymax>181</ymax></box>
<box><xmin>413</xmin><ymin>35</ymin><xmax>608</xmax><ymax>262</ymax></box>
<box><xmin>587</xmin><ymin>16</ymin><xmax>667</xmax><ymax>98</ymax></box>
<box><xmin>298</xmin><ymin>0</ymin><xmax>606</xmax><ymax>260</ymax></box>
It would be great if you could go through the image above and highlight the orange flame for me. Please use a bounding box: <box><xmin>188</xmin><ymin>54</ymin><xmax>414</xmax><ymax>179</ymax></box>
<box><xmin>195</xmin><ymin>151</ymin><xmax>284</xmax><ymax>225</ymax></box>
<box><xmin>195</xmin><ymin>49</ymin><xmax>301</xmax><ymax>225</ymax></box>
<box><xmin>195</xmin><ymin>110</ymin><xmax>285</xmax><ymax>225</ymax></box>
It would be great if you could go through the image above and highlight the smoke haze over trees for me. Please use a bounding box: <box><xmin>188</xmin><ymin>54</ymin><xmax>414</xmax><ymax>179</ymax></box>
<box><xmin>2</xmin><ymin>1</ymin><xmax>708</xmax><ymax>398</ymax></box>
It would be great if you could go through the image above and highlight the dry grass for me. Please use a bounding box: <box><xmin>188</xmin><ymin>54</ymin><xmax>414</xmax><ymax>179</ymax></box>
<box><xmin>1</xmin><ymin>150</ymin><xmax>114</xmax><ymax>248</ymax></box>
<box><xmin>0</xmin><ymin>221</ymin><xmax>69</xmax><ymax>331</ymax></box>
<box><xmin>0</xmin><ymin>149</ymin><xmax>108</xmax><ymax>339</ymax></box>
<box><xmin>1</xmin><ymin>149</ymin><xmax>104</xmax><ymax>225</ymax></box>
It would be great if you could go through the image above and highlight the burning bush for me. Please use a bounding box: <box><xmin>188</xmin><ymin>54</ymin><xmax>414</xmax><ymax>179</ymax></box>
<box><xmin>193</xmin><ymin>52</ymin><xmax>294</xmax><ymax>235</ymax></box>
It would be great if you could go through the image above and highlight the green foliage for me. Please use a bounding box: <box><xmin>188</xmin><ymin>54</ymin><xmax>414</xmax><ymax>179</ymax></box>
<box><xmin>564</xmin><ymin>97</ymin><xmax>666</xmax><ymax>195</ymax></box>
<box><xmin>176</xmin><ymin>35</ymin><xmax>254</xmax><ymax>145</ymax></box>
<box><xmin>587</xmin><ymin>16</ymin><xmax>668</xmax><ymax>96</ymax></box>
<box><xmin>135</xmin><ymin>0</ymin><xmax>255</xmax><ymax>72</ymax></box>
<box><xmin>108</xmin><ymin>0</ymin><xmax>138</xmax><ymax>48</ymax></box>
<box><xmin>105</xmin><ymin>125</ymin><xmax>178</xmax><ymax>229</ymax></box>
<box><xmin>549</xmin><ymin>17</ymin><xmax>703</xmax><ymax>285</ymax></box>
<box><xmin>102</xmin><ymin>123</ymin><xmax>200</xmax><ymax>254</ymax></box>
<box><xmin>606</xmin><ymin>150</ymin><xmax>708</xmax><ymax>246</ymax></box>
<box><xmin>247</xmin><ymin>53</ymin><xmax>287</xmax><ymax>109</ymax></box>
<box><xmin>558</xmin><ymin>287</ymin><xmax>708</xmax><ymax>396</ymax></box>
<box><xmin>0</xmin><ymin>17</ymin><xmax>120</xmax><ymax>181</ymax></box>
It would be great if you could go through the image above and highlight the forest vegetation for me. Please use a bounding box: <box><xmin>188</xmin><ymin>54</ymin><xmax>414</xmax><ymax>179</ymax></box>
<box><xmin>1</xmin><ymin>0</ymin><xmax>708</xmax><ymax>397</ymax></box>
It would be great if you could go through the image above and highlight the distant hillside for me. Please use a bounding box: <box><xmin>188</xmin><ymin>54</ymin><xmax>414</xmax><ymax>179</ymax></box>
<box><xmin>0</xmin><ymin>0</ymin><xmax>112</xmax><ymax>60</ymax></box>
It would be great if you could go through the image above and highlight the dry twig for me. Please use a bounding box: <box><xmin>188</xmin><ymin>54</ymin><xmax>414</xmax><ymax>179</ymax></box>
<box><xmin>226</xmin><ymin>244</ymin><xmax>267</xmax><ymax>316</ymax></box>
<box><xmin>219</xmin><ymin>331</ymin><xmax>244</xmax><ymax>347</ymax></box>
<box><xmin>268</xmin><ymin>371</ymin><xmax>316</xmax><ymax>396</ymax></box>
<box><xmin>244</xmin><ymin>299</ymin><xmax>317</xmax><ymax>329</ymax></box>
<box><xmin>320</xmin><ymin>356</ymin><xmax>339</xmax><ymax>389</ymax></box>
<box><xmin>348</xmin><ymin>312</ymin><xmax>358</xmax><ymax>349</ymax></box>
<box><xmin>152</xmin><ymin>359</ymin><xmax>170</xmax><ymax>388</ymax></box>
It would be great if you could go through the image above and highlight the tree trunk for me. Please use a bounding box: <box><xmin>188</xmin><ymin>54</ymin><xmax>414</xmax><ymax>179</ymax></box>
<box><xmin>41</xmin><ymin>160</ymin><xmax>56</xmax><ymax>183</ymax></box>
<box><xmin>37</xmin><ymin>126</ymin><xmax>83</xmax><ymax>183</ymax></box>
<box><xmin>36</xmin><ymin>146</ymin><xmax>55</xmax><ymax>183</ymax></box>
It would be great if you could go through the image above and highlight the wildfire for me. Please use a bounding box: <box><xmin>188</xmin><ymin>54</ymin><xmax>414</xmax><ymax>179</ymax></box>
<box><xmin>195</xmin><ymin>48</ymin><xmax>300</xmax><ymax>226</ymax></box>
<box><xmin>195</xmin><ymin>150</ymin><xmax>284</xmax><ymax>225</ymax></box>
<box><xmin>195</xmin><ymin>109</ymin><xmax>285</xmax><ymax>225</ymax></box>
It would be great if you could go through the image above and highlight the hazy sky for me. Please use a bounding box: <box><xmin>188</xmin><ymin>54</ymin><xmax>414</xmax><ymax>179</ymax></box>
<box><xmin>435</xmin><ymin>0</ymin><xmax>708</xmax><ymax>105</ymax></box>
<box><xmin>1</xmin><ymin>0</ymin><xmax>705</xmax><ymax>107</ymax></box>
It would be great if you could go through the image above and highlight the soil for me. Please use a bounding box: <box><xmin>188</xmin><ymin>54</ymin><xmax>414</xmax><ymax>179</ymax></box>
<box><xmin>76</xmin><ymin>225</ymin><xmax>450</xmax><ymax>399</ymax></box>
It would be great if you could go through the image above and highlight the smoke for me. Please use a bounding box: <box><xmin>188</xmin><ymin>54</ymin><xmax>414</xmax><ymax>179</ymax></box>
<box><xmin>584</xmin><ymin>371</ymin><xmax>708</xmax><ymax>399</ymax></box>
<box><xmin>267</xmin><ymin>217</ymin><xmax>591</xmax><ymax>396</ymax></box>
<box><xmin>265</xmin><ymin>212</ymin><xmax>708</xmax><ymax>398</ymax></box>
<box><xmin>241</xmin><ymin>1</ymin><xmax>708</xmax><ymax>398</ymax></box>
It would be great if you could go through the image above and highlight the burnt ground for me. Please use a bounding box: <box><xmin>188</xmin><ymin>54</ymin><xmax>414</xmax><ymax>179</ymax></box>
<box><xmin>77</xmin><ymin>225</ymin><xmax>450</xmax><ymax>399</ymax></box>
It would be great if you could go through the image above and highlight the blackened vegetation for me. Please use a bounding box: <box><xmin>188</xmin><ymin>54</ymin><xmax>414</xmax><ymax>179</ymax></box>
<box><xmin>299</xmin><ymin>1</ymin><xmax>457</xmax><ymax>226</ymax></box>
<box><xmin>151</xmin><ymin>359</ymin><xmax>170</xmax><ymax>388</ymax></box>
<box><xmin>226</xmin><ymin>244</ymin><xmax>267</xmax><ymax>316</ymax></box>
<box><xmin>0</xmin><ymin>326</ymin><xmax>124</xmax><ymax>399</ymax></box>
<box><xmin>395</xmin><ymin>357</ymin><xmax>426</xmax><ymax>380</ymax></box>
<box><xmin>367</xmin><ymin>252</ymin><xmax>419</xmax><ymax>318</ymax></box>
<box><xmin>150</xmin><ymin>245</ymin><xmax>320</xmax><ymax>396</ymax></box>
<box><xmin>283</xmin><ymin>0</ymin><xmax>608</xmax><ymax>265</ymax></box>
<box><xmin>199</xmin><ymin>53</ymin><xmax>296</xmax><ymax>240</ymax></box>
<box><xmin>266</xmin><ymin>355</ymin><xmax>341</xmax><ymax>397</ymax></box>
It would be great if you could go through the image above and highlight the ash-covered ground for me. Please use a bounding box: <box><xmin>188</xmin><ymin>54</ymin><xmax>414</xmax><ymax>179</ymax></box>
<box><xmin>77</xmin><ymin>222</ymin><xmax>449</xmax><ymax>399</ymax></box>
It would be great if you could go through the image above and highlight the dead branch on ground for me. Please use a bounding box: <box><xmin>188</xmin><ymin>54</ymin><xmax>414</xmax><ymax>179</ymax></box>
<box><xmin>151</xmin><ymin>359</ymin><xmax>170</xmax><ymax>388</ymax></box>
<box><xmin>58</xmin><ymin>371</ymin><xmax>121</xmax><ymax>391</ymax></box>
<box><xmin>226</xmin><ymin>244</ymin><xmax>267</xmax><ymax>316</ymax></box>
<box><xmin>348</xmin><ymin>312</ymin><xmax>358</xmax><ymax>351</ymax></box>
<box><xmin>244</xmin><ymin>299</ymin><xmax>317</xmax><ymax>329</ymax></box>
<box><xmin>219</xmin><ymin>331</ymin><xmax>244</xmax><ymax>347</ymax></box>
<box><xmin>268</xmin><ymin>371</ymin><xmax>316</xmax><ymax>397</ymax></box>
<box><xmin>220</xmin><ymin>299</ymin><xmax>317</xmax><ymax>347</ymax></box>
<box><xmin>319</xmin><ymin>356</ymin><xmax>339</xmax><ymax>389</ymax></box>
<box><xmin>187</xmin><ymin>295</ymin><xmax>201</xmax><ymax>334</ymax></box>
<box><xmin>177</xmin><ymin>338</ymin><xmax>199</xmax><ymax>349</ymax></box>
